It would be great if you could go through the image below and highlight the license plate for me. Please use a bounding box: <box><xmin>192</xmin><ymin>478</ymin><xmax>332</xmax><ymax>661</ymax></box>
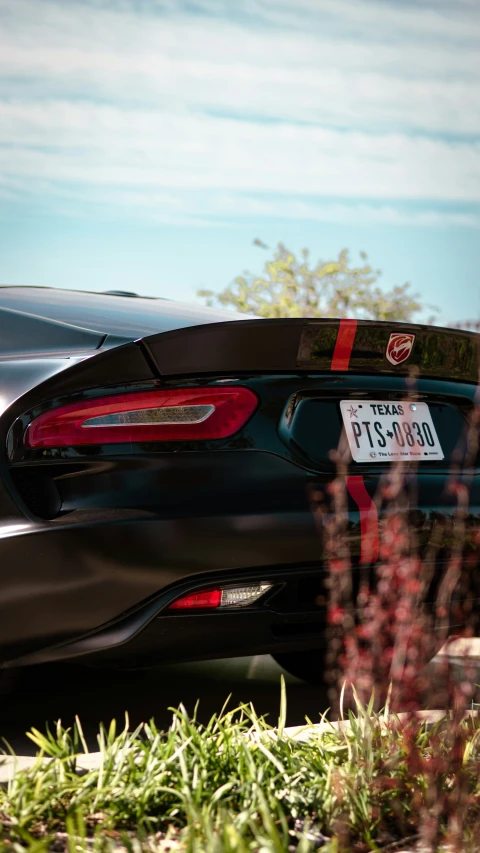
<box><xmin>340</xmin><ymin>400</ymin><xmax>444</xmax><ymax>463</ymax></box>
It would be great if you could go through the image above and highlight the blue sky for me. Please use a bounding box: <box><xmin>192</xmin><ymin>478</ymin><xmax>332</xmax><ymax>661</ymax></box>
<box><xmin>0</xmin><ymin>0</ymin><xmax>479</xmax><ymax>326</ymax></box>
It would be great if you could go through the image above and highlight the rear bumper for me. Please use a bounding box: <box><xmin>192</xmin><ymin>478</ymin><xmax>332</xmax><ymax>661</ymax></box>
<box><xmin>0</xmin><ymin>447</ymin><xmax>478</xmax><ymax>668</ymax></box>
<box><xmin>2</xmin><ymin>506</ymin><xmax>478</xmax><ymax>669</ymax></box>
<box><xmin>0</xmin><ymin>507</ymin><xmax>325</xmax><ymax>665</ymax></box>
<box><xmin>7</xmin><ymin>563</ymin><xmax>331</xmax><ymax>668</ymax></box>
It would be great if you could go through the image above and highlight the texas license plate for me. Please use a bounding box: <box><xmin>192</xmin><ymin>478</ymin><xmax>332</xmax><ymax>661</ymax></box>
<box><xmin>340</xmin><ymin>400</ymin><xmax>444</xmax><ymax>463</ymax></box>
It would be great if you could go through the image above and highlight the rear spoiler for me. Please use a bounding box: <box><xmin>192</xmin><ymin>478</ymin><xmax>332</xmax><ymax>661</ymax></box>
<box><xmin>143</xmin><ymin>318</ymin><xmax>480</xmax><ymax>384</ymax></box>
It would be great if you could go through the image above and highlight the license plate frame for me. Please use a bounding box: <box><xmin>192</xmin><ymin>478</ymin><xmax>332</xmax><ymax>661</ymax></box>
<box><xmin>339</xmin><ymin>400</ymin><xmax>444</xmax><ymax>463</ymax></box>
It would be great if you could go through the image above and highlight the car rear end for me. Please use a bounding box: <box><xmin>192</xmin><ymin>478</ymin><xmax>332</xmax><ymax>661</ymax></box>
<box><xmin>0</xmin><ymin>305</ymin><xmax>478</xmax><ymax>671</ymax></box>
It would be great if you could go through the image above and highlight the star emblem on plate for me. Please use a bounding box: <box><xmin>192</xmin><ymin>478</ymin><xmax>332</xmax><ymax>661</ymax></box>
<box><xmin>347</xmin><ymin>406</ymin><xmax>358</xmax><ymax>419</ymax></box>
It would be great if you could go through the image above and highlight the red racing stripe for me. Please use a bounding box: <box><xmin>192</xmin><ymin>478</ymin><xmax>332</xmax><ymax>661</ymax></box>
<box><xmin>345</xmin><ymin>475</ymin><xmax>379</xmax><ymax>564</ymax></box>
<box><xmin>331</xmin><ymin>318</ymin><xmax>357</xmax><ymax>371</ymax></box>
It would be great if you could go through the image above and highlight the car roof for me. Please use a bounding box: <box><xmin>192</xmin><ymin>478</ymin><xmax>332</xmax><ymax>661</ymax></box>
<box><xmin>0</xmin><ymin>286</ymin><xmax>245</xmax><ymax>340</ymax></box>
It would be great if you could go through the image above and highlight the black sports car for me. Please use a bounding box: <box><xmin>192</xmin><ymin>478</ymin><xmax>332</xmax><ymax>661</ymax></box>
<box><xmin>0</xmin><ymin>286</ymin><xmax>478</xmax><ymax>684</ymax></box>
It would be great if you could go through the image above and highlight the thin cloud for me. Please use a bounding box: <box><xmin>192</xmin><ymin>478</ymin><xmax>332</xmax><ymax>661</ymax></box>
<box><xmin>1</xmin><ymin>0</ymin><xmax>479</xmax><ymax>134</ymax></box>
<box><xmin>1</xmin><ymin>173</ymin><xmax>478</xmax><ymax>231</ymax></box>
<box><xmin>0</xmin><ymin>101</ymin><xmax>479</xmax><ymax>202</ymax></box>
<box><xmin>0</xmin><ymin>0</ymin><xmax>479</xmax><ymax>225</ymax></box>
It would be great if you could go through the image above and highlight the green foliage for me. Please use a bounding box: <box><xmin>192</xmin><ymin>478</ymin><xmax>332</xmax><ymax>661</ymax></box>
<box><xmin>198</xmin><ymin>241</ymin><xmax>426</xmax><ymax>322</ymax></box>
<box><xmin>1</xmin><ymin>684</ymin><xmax>479</xmax><ymax>851</ymax></box>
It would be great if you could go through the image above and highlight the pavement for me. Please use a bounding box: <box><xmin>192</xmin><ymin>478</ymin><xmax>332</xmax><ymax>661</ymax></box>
<box><xmin>0</xmin><ymin>637</ymin><xmax>479</xmax><ymax>782</ymax></box>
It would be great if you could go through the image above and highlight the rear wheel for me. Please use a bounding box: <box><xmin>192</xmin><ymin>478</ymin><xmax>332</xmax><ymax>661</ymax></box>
<box><xmin>272</xmin><ymin>650</ymin><xmax>329</xmax><ymax>686</ymax></box>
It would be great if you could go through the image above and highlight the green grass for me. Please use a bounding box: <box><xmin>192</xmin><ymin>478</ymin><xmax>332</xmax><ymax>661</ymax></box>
<box><xmin>0</xmin><ymin>680</ymin><xmax>479</xmax><ymax>852</ymax></box>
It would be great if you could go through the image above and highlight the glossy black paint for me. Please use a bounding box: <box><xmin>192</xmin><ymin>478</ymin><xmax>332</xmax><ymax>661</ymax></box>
<box><xmin>0</xmin><ymin>286</ymin><xmax>244</xmax><ymax>341</ymax></box>
<box><xmin>145</xmin><ymin>317</ymin><xmax>480</xmax><ymax>382</ymax></box>
<box><xmin>0</xmin><ymin>286</ymin><xmax>477</xmax><ymax>670</ymax></box>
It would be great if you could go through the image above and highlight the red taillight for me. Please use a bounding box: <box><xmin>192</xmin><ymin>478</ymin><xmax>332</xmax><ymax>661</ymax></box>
<box><xmin>168</xmin><ymin>589</ymin><xmax>222</xmax><ymax>610</ymax></box>
<box><xmin>24</xmin><ymin>387</ymin><xmax>258</xmax><ymax>448</ymax></box>
<box><xmin>168</xmin><ymin>583</ymin><xmax>272</xmax><ymax>610</ymax></box>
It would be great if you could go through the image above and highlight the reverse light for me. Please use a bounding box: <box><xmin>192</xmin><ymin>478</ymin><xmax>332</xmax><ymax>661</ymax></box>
<box><xmin>24</xmin><ymin>387</ymin><xmax>258</xmax><ymax>448</ymax></box>
<box><xmin>168</xmin><ymin>583</ymin><xmax>272</xmax><ymax>611</ymax></box>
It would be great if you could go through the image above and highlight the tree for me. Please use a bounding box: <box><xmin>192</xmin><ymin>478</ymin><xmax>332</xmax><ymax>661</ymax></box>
<box><xmin>198</xmin><ymin>241</ymin><xmax>427</xmax><ymax>323</ymax></box>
